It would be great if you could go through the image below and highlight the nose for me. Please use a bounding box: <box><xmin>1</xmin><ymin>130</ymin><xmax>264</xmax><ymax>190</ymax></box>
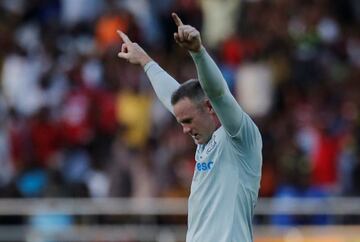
<box><xmin>183</xmin><ymin>125</ymin><xmax>191</xmax><ymax>134</ymax></box>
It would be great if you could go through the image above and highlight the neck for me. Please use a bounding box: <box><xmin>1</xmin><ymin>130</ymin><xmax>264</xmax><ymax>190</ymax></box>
<box><xmin>212</xmin><ymin>114</ymin><xmax>221</xmax><ymax>129</ymax></box>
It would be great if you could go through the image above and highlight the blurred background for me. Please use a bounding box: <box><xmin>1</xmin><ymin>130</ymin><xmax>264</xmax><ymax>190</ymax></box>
<box><xmin>0</xmin><ymin>0</ymin><xmax>359</xmax><ymax>241</ymax></box>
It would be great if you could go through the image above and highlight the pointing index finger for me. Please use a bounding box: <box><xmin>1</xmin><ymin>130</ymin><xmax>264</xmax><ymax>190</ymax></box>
<box><xmin>172</xmin><ymin>12</ymin><xmax>184</xmax><ymax>27</ymax></box>
<box><xmin>117</xmin><ymin>30</ymin><xmax>132</xmax><ymax>44</ymax></box>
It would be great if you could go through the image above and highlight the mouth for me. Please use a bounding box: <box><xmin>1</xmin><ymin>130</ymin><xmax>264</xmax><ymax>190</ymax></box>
<box><xmin>192</xmin><ymin>134</ymin><xmax>199</xmax><ymax>140</ymax></box>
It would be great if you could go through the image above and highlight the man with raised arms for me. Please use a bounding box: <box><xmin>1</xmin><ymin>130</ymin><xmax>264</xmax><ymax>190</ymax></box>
<box><xmin>117</xmin><ymin>12</ymin><xmax>262</xmax><ymax>242</ymax></box>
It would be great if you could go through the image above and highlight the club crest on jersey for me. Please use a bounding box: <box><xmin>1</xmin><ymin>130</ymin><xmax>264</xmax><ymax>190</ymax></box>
<box><xmin>206</xmin><ymin>136</ymin><xmax>217</xmax><ymax>154</ymax></box>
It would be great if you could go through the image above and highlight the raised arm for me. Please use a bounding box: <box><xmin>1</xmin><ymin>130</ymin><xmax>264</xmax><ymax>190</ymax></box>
<box><xmin>172</xmin><ymin>13</ymin><xmax>245</xmax><ymax>136</ymax></box>
<box><xmin>117</xmin><ymin>31</ymin><xmax>180</xmax><ymax>113</ymax></box>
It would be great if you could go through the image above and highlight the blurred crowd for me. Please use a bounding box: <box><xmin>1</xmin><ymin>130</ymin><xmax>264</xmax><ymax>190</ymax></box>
<box><xmin>0</xmin><ymin>0</ymin><xmax>359</xmax><ymax>227</ymax></box>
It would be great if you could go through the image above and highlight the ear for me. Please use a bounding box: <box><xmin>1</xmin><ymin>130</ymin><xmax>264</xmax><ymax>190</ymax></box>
<box><xmin>204</xmin><ymin>99</ymin><xmax>215</xmax><ymax>114</ymax></box>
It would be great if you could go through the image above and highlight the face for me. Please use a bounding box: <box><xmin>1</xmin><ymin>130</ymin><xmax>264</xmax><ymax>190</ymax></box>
<box><xmin>173</xmin><ymin>97</ymin><xmax>217</xmax><ymax>145</ymax></box>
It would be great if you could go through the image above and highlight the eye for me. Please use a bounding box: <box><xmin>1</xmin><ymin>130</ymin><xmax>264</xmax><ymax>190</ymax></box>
<box><xmin>181</xmin><ymin>118</ymin><xmax>192</xmax><ymax>124</ymax></box>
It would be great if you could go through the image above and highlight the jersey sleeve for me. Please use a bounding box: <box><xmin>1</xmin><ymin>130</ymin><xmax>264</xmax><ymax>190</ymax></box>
<box><xmin>190</xmin><ymin>48</ymin><xmax>261</xmax><ymax>147</ymax></box>
<box><xmin>144</xmin><ymin>61</ymin><xmax>180</xmax><ymax>114</ymax></box>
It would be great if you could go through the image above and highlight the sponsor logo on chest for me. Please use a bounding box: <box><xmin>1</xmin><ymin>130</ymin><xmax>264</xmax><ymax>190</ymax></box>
<box><xmin>196</xmin><ymin>160</ymin><xmax>214</xmax><ymax>172</ymax></box>
<box><xmin>195</xmin><ymin>135</ymin><xmax>218</xmax><ymax>172</ymax></box>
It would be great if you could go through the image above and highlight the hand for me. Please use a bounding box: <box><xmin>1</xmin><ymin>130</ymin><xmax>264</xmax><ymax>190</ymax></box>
<box><xmin>172</xmin><ymin>13</ymin><xmax>202</xmax><ymax>53</ymax></box>
<box><xmin>117</xmin><ymin>31</ymin><xmax>152</xmax><ymax>67</ymax></box>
